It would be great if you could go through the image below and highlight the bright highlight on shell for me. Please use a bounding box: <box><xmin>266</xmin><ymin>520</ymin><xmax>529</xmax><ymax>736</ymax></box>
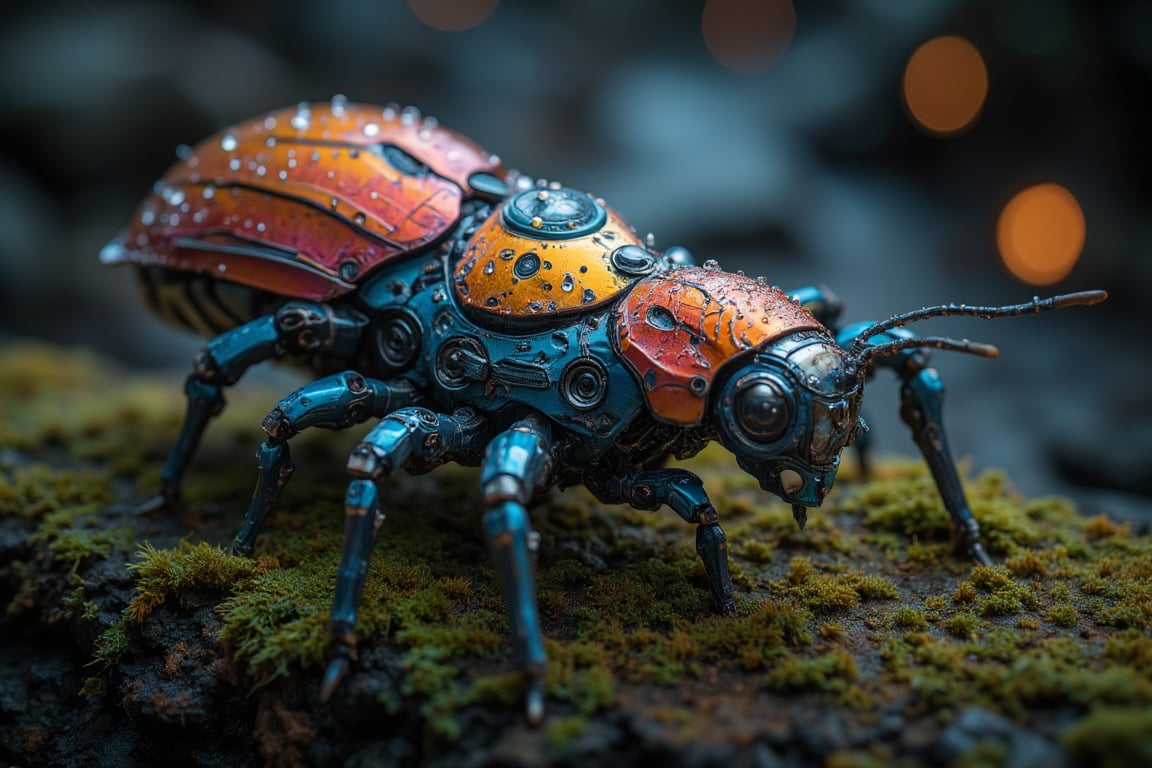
<box><xmin>997</xmin><ymin>183</ymin><xmax>1086</xmax><ymax>285</ymax></box>
<box><xmin>702</xmin><ymin>0</ymin><xmax>797</xmax><ymax>74</ymax></box>
<box><xmin>903</xmin><ymin>36</ymin><xmax>988</xmax><ymax>136</ymax></box>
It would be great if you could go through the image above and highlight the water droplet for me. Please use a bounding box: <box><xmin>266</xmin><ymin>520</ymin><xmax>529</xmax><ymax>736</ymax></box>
<box><xmin>383</xmin><ymin>104</ymin><xmax>397</xmax><ymax>120</ymax></box>
<box><xmin>168</xmin><ymin>213</ymin><xmax>180</xmax><ymax>226</ymax></box>
<box><xmin>229</xmin><ymin>158</ymin><xmax>241</xmax><ymax>171</ymax></box>
<box><xmin>330</xmin><ymin>198</ymin><xmax>339</xmax><ymax>209</ymax></box>
<box><xmin>369</xmin><ymin>190</ymin><xmax>379</xmax><ymax>199</ymax></box>
<box><xmin>163</xmin><ymin>188</ymin><xmax>185</xmax><ymax>205</ymax></box>
<box><xmin>756</xmin><ymin>276</ymin><xmax>767</xmax><ymax>285</ymax></box>
<box><xmin>265</xmin><ymin>136</ymin><xmax>277</xmax><ymax>148</ymax></box>
<box><xmin>287</xmin><ymin>158</ymin><xmax>297</xmax><ymax>169</ymax></box>
<box><xmin>243</xmin><ymin>219</ymin><xmax>252</xmax><ymax>228</ymax></box>
<box><xmin>349</xmin><ymin>149</ymin><xmax>359</xmax><ymax>159</ymax></box>
<box><xmin>221</xmin><ymin>134</ymin><xmax>237</xmax><ymax>151</ymax></box>
<box><xmin>264</xmin><ymin>116</ymin><xmax>277</xmax><ymax>130</ymax></box>
<box><xmin>193</xmin><ymin>210</ymin><xmax>206</xmax><ymax>223</ymax></box>
<box><xmin>418</xmin><ymin>129</ymin><xmax>431</xmax><ymax>141</ymax></box>
<box><xmin>401</xmin><ymin>105</ymin><xmax>420</xmax><ymax>125</ymax></box>
<box><xmin>256</xmin><ymin>165</ymin><xmax>267</xmax><ymax>176</ymax></box>
<box><xmin>176</xmin><ymin>144</ymin><xmax>192</xmax><ymax>159</ymax></box>
<box><xmin>311</xmin><ymin>151</ymin><xmax>321</xmax><ymax>162</ymax></box>
<box><xmin>256</xmin><ymin>222</ymin><xmax>266</xmax><ymax>232</ymax></box>
<box><xmin>98</xmin><ymin>241</ymin><xmax>124</xmax><ymax>263</ymax></box>
<box><xmin>278</xmin><ymin>170</ymin><xmax>288</xmax><ymax>180</ymax></box>
<box><xmin>217</xmin><ymin>262</ymin><xmax>227</xmax><ymax>273</ymax></box>
<box><xmin>561</xmin><ymin>273</ymin><xmax>575</xmax><ymax>292</ymax></box>
<box><xmin>331</xmin><ymin>93</ymin><xmax>348</xmax><ymax>116</ymax></box>
<box><xmin>483</xmin><ymin>260</ymin><xmax>495</xmax><ymax>275</ymax></box>
<box><xmin>489</xmin><ymin>154</ymin><xmax>501</xmax><ymax>165</ymax></box>
<box><xmin>140</xmin><ymin>210</ymin><xmax>155</xmax><ymax>226</ymax></box>
<box><xmin>703</xmin><ymin>259</ymin><xmax>721</xmax><ymax>271</ymax></box>
<box><xmin>291</xmin><ymin>102</ymin><xmax>312</xmax><ymax>130</ymax></box>
<box><xmin>353</xmin><ymin>212</ymin><xmax>366</xmax><ymax>226</ymax></box>
<box><xmin>363</xmin><ymin>122</ymin><xmax>380</xmax><ymax>137</ymax></box>
<box><xmin>202</xmin><ymin>186</ymin><xmax>215</xmax><ymax>199</ymax></box>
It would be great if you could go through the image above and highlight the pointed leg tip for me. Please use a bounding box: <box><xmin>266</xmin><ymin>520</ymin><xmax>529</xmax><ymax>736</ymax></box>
<box><xmin>320</xmin><ymin>656</ymin><xmax>350</xmax><ymax>703</ymax></box>
<box><xmin>133</xmin><ymin>493</ymin><xmax>174</xmax><ymax>516</ymax></box>
<box><xmin>971</xmin><ymin>543</ymin><xmax>994</xmax><ymax>568</ymax></box>
<box><xmin>524</xmin><ymin>681</ymin><xmax>545</xmax><ymax>726</ymax></box>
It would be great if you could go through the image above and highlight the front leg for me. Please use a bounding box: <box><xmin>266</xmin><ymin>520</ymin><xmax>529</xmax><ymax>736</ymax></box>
<box><xmin>838</xmin><ymin>324</ymin><xmax>993</xmax><ymax>567</ymax></box>
<box><xmin>587</xmin><ymin>468</ymin><xmax>735</xmax><ymax>614</ymax></box>
<box><xmin>899</xmin><ymin>366</ymin><xmax>993</xmax><ymax>566</ymax></box>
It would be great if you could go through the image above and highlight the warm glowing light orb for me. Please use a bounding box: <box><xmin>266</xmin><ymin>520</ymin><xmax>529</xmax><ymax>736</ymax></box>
<box><xmin>407</xmin><ymin>0</ymin><xmax>500</xmax><ymax>32</ymax></box>
<box><xmin>903</xmin><ymin>36</ymin><xmax>988</xmax><ymax>136</ymax></box>
<box><xmin>997</xmin><ymin>183</ymin><xmax>1086</xmax><ymax>285</ymax></box>
<box><xmin>702</xmin><ymin>0</ymin><xmax>797</xmax><ymax>74</ymax></box>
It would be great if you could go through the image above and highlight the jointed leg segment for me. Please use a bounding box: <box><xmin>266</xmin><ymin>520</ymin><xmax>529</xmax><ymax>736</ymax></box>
<box><xmin>587</xmin><ymin>468</ymin><xmax>736</xmax><ymax>614</ymax></box>
<box><xmin>231</xmin><ymin>372</ymin><xmax>421</xmax><ymax>556</ymax></box>
<box><xmin>139</xmin><ymin>301</ymin><xmax>368</xmax><ymax>513</ymax></box>
<box><xmin>320</xmin><ymin>406</ymin><xmax>491</xmax><ymax>701</ymax></box>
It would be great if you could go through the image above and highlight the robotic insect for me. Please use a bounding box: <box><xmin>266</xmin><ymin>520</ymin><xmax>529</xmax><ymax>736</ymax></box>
<box><xmin>102</xmin><ymin>97</ymin><xmax>1106</xmax><ymax>722</ymax></box>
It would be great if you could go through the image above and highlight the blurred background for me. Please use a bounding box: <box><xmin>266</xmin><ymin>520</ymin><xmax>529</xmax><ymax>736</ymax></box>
<box><xmin>1</xmin><ymin>0</ymin><xmax>1149</xmax><ymax>520</ymax></box>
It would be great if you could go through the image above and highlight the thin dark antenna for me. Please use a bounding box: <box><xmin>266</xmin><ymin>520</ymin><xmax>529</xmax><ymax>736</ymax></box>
<box><xmin>844</xmin><ymin>289</ymin><xmax>1108</xmax><ymax>378</ymax></box>
<box><xmin>854</xmin><ymin>336</ymin><xmax>999</xmax><ymax>371</ymax></box>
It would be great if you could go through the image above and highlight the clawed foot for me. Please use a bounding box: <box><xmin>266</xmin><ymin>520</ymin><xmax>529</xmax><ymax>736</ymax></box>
<box><xmin>133</xmin><ymin>487</ymin><xmax>178</xmax><ymax>515</ymax></box>
<box><xmin>969</xmin><ymin>541</ymin><xmax>993</xmax><ymax>568</ymax></box>
<box><xmin>319</xmin><ymin>652</ymin><xmax>352</xmax><ymax>703</ymax></box>
<box><xmin>524</xmin><ymin>675</ymin><xmax>545</xmax><ymax>726</ymax></box>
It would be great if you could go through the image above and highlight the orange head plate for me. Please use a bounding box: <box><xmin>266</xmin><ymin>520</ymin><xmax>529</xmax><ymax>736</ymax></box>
<box><xmin>614</xmin><ymin>267</ymin><xmax>825</xmax><ymax>425</ymax></box>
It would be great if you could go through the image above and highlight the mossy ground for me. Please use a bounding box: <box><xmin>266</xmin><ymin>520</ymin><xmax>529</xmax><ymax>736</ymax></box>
<box><xmin>3</xmin><ymin>340</ymin><xmax>1150</xmax><ymax>766</ymax></box>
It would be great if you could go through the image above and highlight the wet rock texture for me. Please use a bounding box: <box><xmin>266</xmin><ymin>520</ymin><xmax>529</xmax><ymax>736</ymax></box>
<box><xmin>4</xmin><ymin>343</ymin><xmax>1152</xmax><ymax>768</ymax></box>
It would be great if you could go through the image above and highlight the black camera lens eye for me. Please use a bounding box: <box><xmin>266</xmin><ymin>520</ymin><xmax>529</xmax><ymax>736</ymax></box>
<box><xmin>735</xmin><ymin>380</ymin><xmax>790</xmax><ymax>442</ymax></box>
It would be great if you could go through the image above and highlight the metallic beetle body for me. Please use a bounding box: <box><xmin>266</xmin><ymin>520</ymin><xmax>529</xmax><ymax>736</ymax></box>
<box><xmin>103</xmin><ymin>99</ymin><xmax>1105</xmax><ymax>723</ymax></box>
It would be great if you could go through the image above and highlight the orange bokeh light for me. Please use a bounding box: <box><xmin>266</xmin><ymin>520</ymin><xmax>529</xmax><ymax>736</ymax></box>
<box><xmin>997</xmin><ymin>183</ymin><xmax>1086</xmax><ymax>285</ymax></box>
<box><xmin>407</xmin><ymin>0</ymin><xmax>500</xmax><ymax>32</ymax></box>
<box><xmin>702</xmin><ymin>0</ymin><xmax>797</xmax><ymax>74</ymax></box>
<box><xmin>903</xmin><ymin>36</ymin><xmax>988</xmax><ymax>136</ymax></box>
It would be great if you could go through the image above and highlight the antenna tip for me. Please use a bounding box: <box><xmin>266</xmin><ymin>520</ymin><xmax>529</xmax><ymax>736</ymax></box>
<box><xmin>1054</xmin><ymin>289</ymin><xmax>1108</xmax><ymax>308</ymax></box>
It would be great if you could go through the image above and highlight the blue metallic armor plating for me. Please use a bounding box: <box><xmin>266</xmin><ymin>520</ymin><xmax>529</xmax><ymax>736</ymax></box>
<box><xmin>105</xmin><ymin>102</ymin><xmax>1107</xmax><ymax>724</ymax></box>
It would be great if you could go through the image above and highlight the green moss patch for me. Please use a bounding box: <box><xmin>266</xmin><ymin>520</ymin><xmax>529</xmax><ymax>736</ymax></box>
<box><xmin>6</xmin><ymin>342</ymin><xmax>1152</xmax><ymax>755</ymax></box>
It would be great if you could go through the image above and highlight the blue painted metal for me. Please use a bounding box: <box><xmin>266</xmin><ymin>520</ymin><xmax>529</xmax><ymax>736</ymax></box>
<box><xmin>111</xmin><ymin>117</ymin><xmax>1107</xmax><ymax>722</ymax></box>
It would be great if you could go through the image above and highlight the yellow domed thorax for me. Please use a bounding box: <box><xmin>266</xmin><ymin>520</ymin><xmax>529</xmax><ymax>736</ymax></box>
<box><xmin>452</xmin><ymin>187</ymin><xmax>661</xmax><ymax>321</ymax></box>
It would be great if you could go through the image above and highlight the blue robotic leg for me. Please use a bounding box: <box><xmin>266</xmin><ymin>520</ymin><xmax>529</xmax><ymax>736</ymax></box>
<box><xmin>231</xmin><ymin>372</ymin><xmax>421</xmax><ymax>556</ymax></box>
<box><xmin>138</xmin><ymin>301</ymin><xmax>368</xmax><ymax>513</ymax></box>
<box><xmin>320</xmin><ymin>406</ymin><xmax>490</xmax><ymax>701</ymax></box>
<box><xmin>587</xmin><ymin>468</ymin><xmax>735</xmax><ymax>614</ymax></box>
<box><xmin>838</xmin><ymin>322</ymin><xmax>993</xmax><ymax>566</ymax></box>
<box><xmin>480</xmin><ymin>414</ymin><xmax>553</xmax><ymax>724</ymax></box>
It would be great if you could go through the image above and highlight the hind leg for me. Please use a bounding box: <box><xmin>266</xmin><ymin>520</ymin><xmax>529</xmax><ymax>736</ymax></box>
<box><xmin>138</xmin><ymin>301</ymin><xmax>367</xmax><ymax>513</ymax></box>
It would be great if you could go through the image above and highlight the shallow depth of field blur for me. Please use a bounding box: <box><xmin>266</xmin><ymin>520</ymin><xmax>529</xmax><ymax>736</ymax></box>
<box><xmin>0</xmin><ymin>0</ymin><xmax>1149</xmax><ymax>518</ymax></box>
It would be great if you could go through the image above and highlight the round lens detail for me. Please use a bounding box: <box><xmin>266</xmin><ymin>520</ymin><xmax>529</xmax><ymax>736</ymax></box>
<box><xmin>513</xmin><ymin>251</ymin><xmax>541</xmax><ymax>279</ymax></box>
<box><xmin>736</xmin><ymin>380</ymin><xmax>791</xmax><ymax>442</ymax></box>
<box><xmin>502</xmin><ymin>188</ymin><xmax>607</xmax><ymax>239</ymax></box>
